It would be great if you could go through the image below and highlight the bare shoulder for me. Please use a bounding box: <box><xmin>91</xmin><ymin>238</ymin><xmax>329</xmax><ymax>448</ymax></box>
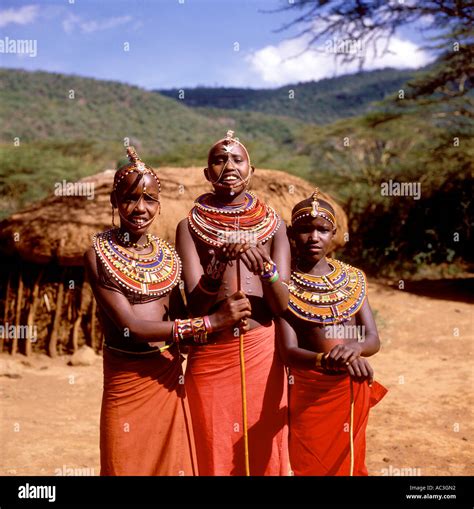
<box><xmin>176</xmin><ymin>217</ymin><xmax>191</xmax><ymax>238</ymax></box>
<box><xmin>271</xmin><ymin>219</ymin><xmax>289</xmax><ymax>251</ymax></box>
<box><xmin>275</xmin><ymin>219</ymin><xmax>288</xmax><ymax>240</ymax></box>
<box><xmin>83</xmin><ymin>246</ymin><xmax>98</xmax><ymax>280</ymax></box>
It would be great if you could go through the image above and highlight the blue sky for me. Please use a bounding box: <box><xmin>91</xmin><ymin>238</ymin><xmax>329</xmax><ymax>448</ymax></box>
<box><xmin>0</xmin><ymin>0</ymin><xmax>436</xmax><ymax>89</ymax></box>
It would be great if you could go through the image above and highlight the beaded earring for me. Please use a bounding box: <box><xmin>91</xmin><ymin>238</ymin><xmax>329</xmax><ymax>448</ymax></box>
<box><xmin>112</xmin><ymin>206</ymin><xmax>116</xmax><ymax>227</ymax></box>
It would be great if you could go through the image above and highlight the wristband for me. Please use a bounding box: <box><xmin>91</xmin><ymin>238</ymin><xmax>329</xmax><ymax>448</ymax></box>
<box><xmin>315</xmin><ymin>352</ymin><xmax>325</xmax><ymax>368</ymax></box>
<box><xmin>260</xmin><ymin>261</ymin><xmax>279</xmax><ymax>284</ymax></box>
<box><xmin>174</xmin><ymin>317</ymin><xmax>212</xmax><ymax>345</ymax></box>
<box><xmin>191</xmin><ymin>316</ymin><xmax>208</xmax><ymax>344</ymax></box>
<box><xmin>263</xmin><ymin>271</ymin><xmax>279</xmax><ymax>285</ymax></box>
<box><xmin>203</xmin><ymin>315</ymin><xmax>213</xmax><ymax>334</ymax></box>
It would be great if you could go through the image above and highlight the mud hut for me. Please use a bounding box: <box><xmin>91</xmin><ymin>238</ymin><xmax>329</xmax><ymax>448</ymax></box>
<box><xmin>0</xmin><ymin>167</ymin><xmax>348</xmax><ymax>356</ymax></box>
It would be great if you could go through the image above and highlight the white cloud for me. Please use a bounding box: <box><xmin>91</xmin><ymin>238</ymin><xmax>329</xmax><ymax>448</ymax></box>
<box><xmin>62</xmin><ymin>14</ymin><xmax>132</xmax><ymax>34</ymax></box>
<box><xmin>0</xmin><ymin>5</ymin><xmax>39</xmax><ymax>28</ymax></box>
<box><xmin>246</xmin><ymin>34</ymin><xmax>434</xmax><ymax>86</ymax></box>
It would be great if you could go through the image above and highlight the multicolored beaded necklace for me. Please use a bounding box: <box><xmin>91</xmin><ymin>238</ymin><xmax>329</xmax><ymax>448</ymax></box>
<box><xmin>93</xmin><ymin>229</ymin><xmax>182</xmax><ymax>296</ymax></box>
<box><xmin>288</xmin><ymin>258</ymin><xmax>367</xmax><ymax>324</ymax></box>
<box><xmin>188</xmin><ymin>191</ymin><xmax>281</xmax><ymax>247</ymax></box>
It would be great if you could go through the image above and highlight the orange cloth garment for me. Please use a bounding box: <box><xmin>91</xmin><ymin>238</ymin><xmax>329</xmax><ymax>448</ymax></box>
<box><xmin>185</xmin><ymin>322</ymin><xmax>289</xmax><ymax>476</ymax></box>
<box><xmin>100</xmin><ymin>346</ymin><xmax>197</xmax><ymax>476</ymax></box>
<box><xmin>289</xmin><ymin>367</ymin><xmax>387</xmax><ymax>476</ymax></box>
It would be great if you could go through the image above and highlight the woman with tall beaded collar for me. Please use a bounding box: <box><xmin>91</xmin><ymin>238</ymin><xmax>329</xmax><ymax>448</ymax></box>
<box><xmin>84</xmin><ymin>147</ymin><xmax>251</xmax><ymax>476</ymax></box>
<box><xmin>175</xmin><ymin>131</ymin><xmax>291</xmax><ymax>475</ymax></box>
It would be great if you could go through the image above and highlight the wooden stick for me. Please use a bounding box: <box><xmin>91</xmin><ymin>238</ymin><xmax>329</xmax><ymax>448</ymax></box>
<box><xmin>25</xmin><ymin>269</ymin><xmax>43</xmax><ymax>356</ymax></box>
<box><xmin>1</xmin><ymin>273</ymin><xmax>11</xmax><ymax>353</ymax></box>
<box><xmin>11</xmin><ymin>270</ymin><xmax>23</xmax><ymax>355</ymax></box>
<box><xmin>71</xmin><ymin>280</ymin><xmax>86</xmax><ymax>353</ymax></box>
<box><xmin>349</xmin><ymin>378</ymin><xmax>355</xmax><ymax>476</ymax></box>
<box><xmin>237</xmin><ymin>259</ymin><xmax>250</xmax><ymax>476</ymax></box>
<box><xmin>49</xmin><ymin>271</ymin><xmax>65</xmax><ymax>358</ymax></box>
<box><xmin>90</xmin><ymin>298</ymin><xmax>97</xmax><ymax>351</ymax></box>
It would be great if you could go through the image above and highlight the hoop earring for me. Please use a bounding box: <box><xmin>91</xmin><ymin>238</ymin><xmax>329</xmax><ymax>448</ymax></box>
<box><xmin>112</xmin><ymin>206</ymin><xmax>116</xmax><ymax>227</ymax></box>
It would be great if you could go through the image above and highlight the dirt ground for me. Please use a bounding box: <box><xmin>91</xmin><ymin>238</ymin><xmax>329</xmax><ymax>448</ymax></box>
<box><xmin>1</xmin><ymin>279</ymin><xmax>472</xmax><ymax>476</ymax></box>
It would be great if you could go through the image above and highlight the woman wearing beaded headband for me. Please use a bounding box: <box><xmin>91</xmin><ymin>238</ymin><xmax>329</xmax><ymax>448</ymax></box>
<box><xmin>175</xmin><ymin>131</ymin><xmax>290</xmax><ymax>476</ymax></box>
<box><xmin>276</xmin><ymin>189</ymin><xmax>387</xmax><ymax>476</ymax></box>
<box><xmin>84</xmin><ymin>146</ymin><xmax>252</xmax><ymax>476</ymax></box>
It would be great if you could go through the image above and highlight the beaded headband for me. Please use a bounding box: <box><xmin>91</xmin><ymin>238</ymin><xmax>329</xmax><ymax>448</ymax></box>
<box><xmin>208</xmin><ymin>130</ymin><xmax>252</xmax><ymax>167</ymax></box>
<box><xmin>113</xmin><ymin>146</ymin><xmax>161</xmax><ymax>193</ymax></box>
<box><xmin>206</xmin><ymin>131</ymin><xmax>253</xmax><ymax>192</ymax></box>
<box><xmin>291</xmin><ymin>188</ymin><xmax>336</xmax><ymax>227</ymax></box>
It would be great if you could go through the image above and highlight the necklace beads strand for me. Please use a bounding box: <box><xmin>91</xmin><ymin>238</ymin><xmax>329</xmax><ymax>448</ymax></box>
<box><xmin>288</xmin><ymin>258</ymin><xmax>367</xmax><ymax>325</ymax></box>
<box><xmin>93</xmin><ymin>229</ymin><xmax>182</xmax><ymax>296</ymax></box>
<box><xmin>116</xmin><ymin>230</ymin><xmax>153</xmax><ymax>249</ymax></box>
<box><xmin>188</xmin><ymin>191</ymin><xmax>281</xmax><ymax>247</ymax></box>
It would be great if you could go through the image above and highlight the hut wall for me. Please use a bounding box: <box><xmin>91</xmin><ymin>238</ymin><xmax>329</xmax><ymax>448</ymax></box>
<box><xmin>0</xmin><ymin>257</ymin><xmax>102</xmax><ymax>356</ymax></box>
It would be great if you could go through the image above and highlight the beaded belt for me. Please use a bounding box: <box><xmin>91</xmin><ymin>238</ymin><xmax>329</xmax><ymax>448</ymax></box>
<box><xmin>104</xmin><ymin>343</ymin><xmax>165</xmax><ymax>357</ymax></box>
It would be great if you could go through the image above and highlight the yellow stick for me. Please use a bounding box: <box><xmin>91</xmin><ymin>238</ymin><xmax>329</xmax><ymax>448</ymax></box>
<box><xmin>239</xmin><ymin>330</ymin><xmax>250</xmax><ymax>476</ymax></box>
<box><xmin>349</xmin><ymin>377</ymin><xmax>355</xmax><ymax>476</ymax></box>
<box><xmin>237</xmin><ymin>259</ymin><xmax>250</xmax><ymax>476</ymax></box>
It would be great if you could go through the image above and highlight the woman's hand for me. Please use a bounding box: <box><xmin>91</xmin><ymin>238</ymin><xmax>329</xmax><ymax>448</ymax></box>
<box><xmin>325</xmin><ymin>342</ymin><xmax>362</xmax><ymax>370</ymax></box>
<box><xmin>240</xmin><ymin>243</ymin><xmax>273</xmax><ymax>275</ymax></box>
<box><xmin>209</xmin><ymin>291</ymin><xmax>252</xmax><ymax>332</ymax></box>
<box><xmin>347</xmin><ymin>357</ymin><xmax>374</xmax><ymax>386</ymax></box>
<box><xmin>222</xmin><ymin>242</ymin><xmax>273</xmax><ymax>275</ymax></box>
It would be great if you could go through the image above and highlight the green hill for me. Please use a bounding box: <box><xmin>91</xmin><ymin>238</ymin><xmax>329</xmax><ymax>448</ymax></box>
<box><xmin>0</xmin><ymin>68</ymin><xmax>309</xmax><ymax>218</ymax></box>
<box><xmin>0</xmin><ymin>68</ymin><xmax>220</xmax><ymax>150</ymax></box>
<box><xmin>158</xmin><ymin>68</ymin><xmax>419</xmax><ymax>124</ymax></box>
<box><xmin>0</xmin><ymin>67</ymin><xmax>470</xmax><ymax>276</ymax></box>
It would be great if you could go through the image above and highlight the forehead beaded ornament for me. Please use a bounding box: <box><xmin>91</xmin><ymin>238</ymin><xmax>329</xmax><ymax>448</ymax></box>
<box><xmin>208</xmin><ymin>130</ymin><xmax>251</xmax><ymax>167</ymax></box>
<box><xmin>207</xmin><ymin>130</ymin><xmax>252</xmax><ymax>197</ymax></box>
<box><xmin>113</xmin><ymin>146</ymin><xmax>161</xmax><ymax>194</ymax></box>
<box><xmin>291</xmin><ymin>188</ymin><xmax>336</xmax><ymax>228</ymax></box>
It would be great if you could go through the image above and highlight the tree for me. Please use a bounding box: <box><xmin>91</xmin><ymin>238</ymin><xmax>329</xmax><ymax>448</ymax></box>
<box><xmin>273</xmin><ymin>0</ymin><xmax>473</xmax><ymax>114</ymax></box>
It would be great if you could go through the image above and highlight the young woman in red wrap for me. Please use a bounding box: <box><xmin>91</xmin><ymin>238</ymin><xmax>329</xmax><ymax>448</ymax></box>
<box><xmin>84</xmin><ymin>147</ymin><xmax>251</xmax><ymax>475</ymax></box>
<box><xmin>276</xmin><ymin>190</ymin><xmax>387</xmax><ymax>476</ymax></box>
<box><xmin>175</xmin><ymin>131</ymin><xmax>290</xmax><ymax>476</ymax></box>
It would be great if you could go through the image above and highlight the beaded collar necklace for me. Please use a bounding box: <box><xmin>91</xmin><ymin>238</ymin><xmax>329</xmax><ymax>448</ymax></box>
<box><xmin>288</xmin><ymin>258</ymin><xmax>367</xmax><ymax>324</ymax></box>
<box><xmin>93</xmin><ymin>229</ymin><xmax>182</xmax><ymax>296</ymax></box>
<box><xmin>188</xmin><ymin>191</ymin><xmax>281</xmax><ymax>247</ymax></box>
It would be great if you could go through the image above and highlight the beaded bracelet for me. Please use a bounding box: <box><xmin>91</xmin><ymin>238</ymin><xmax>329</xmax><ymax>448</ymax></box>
<box><xmin>260</xmin><ymin>261</ymin><xmax>277</xmax><ymax>280</ymax></box>
<box><xmin>191</xmin><ymin>316</ymin><xmax>208</xmax><ymax>344</ymax></box>
<box><xmin>263</xmin><ymin>271</ymin><xmax>279</xmax><ymax>285</ymax></box>
<box><xmin>173</xmin><ymin>317</ymin><xmax>212</xmax><ymax>345</ymax></box>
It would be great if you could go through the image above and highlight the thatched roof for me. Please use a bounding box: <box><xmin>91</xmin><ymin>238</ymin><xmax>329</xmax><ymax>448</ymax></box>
<box><xmin>0</xmin><ymin>167</ymin><xmax>348</xmax><ymax>266</ymax></box>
